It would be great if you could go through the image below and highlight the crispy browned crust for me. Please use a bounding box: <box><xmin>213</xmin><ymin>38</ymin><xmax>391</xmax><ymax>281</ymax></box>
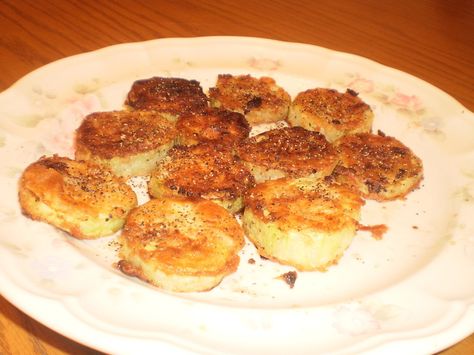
<box><xmin>75</xmin><ymin>110</ymin><xmax>176</xmax><ymax>159</ymax></box>
<box><xmin>18</xmin><ymin>155</ymin><xmax>137</xmax><ymax>238</ymax></box>
<box><xmin>289</xmin><ymin>88</ymin><xmax>373</xmax><ymax>141</ymax></box>
<box><xmin>334</xmin><ymin>132</ymin><xmax>423</xmax><ymax>200</ymax></box>
<box><xmin>124</xmin><ymin>76</ymin><xmax>209</xmax><ymax>114</ymax></box>
<box><xmin>176</xmin><ymin>107</ymin><xmax>250</xmax><ymax>146</ymax></box>
<box><xmin>244</xmin><ymin>177</ymin><xmax>364</xmax><ymax>233</ymax></box>
<box><xmin>292</xmin><ymin>88</ymin><xmax>371</xmax><ymax>128</ymax></box>
<box><xmin>209</xmin><ymin>74</ymin><xmax>290</xmax><ymax>124</ymax></box>
<box><xmin>19</xmin><ymin>155</ymin><xmax>135</xmax><ymax>214</ymax></box>
<box><xmin>152</xmin><ymin>144</ymin><xmax>255</xmax><ymax>200</ymax></box>
<box><xmin>119</xmin><ymin>197</ymin><xmax>244</xmax><ymax>276</ymax></box>
<box><xmin>236</xmin><ymin>126</ymin><xmax>338</xmax><ymax>177</ymax></box>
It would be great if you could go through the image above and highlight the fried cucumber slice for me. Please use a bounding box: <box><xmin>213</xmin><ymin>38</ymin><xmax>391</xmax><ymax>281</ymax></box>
<box><xmin>243</xmin><ymin>177</ymin><xmax>364</xmax><ymax>271</ymax></box>
<box><xmin>236</xmin><ymin>126</ymin><xmax>338</xmax><ymax>183</ymax></box>
<box><xmin>75</xmin><ymin>110</ymin><xmax>176</xmax><ymax>177</ymax></box>
<box><xmin>125</xmin><ymin>76</ymin><xmax>208</xmax><ymax>120</ymax></box>
<box><xmin>209</xmin><ymin>74</ymin><xmax>290</xmax><ymax>125</ymax></box>
<box><xmin>118</xmin><ymin>197</ymin><xmax>244</xmax><ymax>292</ymax></box>
<box><xmin>19</xmin><ymin>155</ymin><xmax>137</xmax><ymax>239</ymax></box>
<box><xmin>176</xmin><ymin>107</ymin><xmax>250</xmax><ymax>147</ymax></box>
<box><xmin>334</xmin><ymin>132</ymin><xmax>423</xmax><ymax>201</ymax></box>
<box><xmin>288</xmin><ymin>88</ymin><xmax>373</xmax><ymax>142</ymax></box>
<box><xmin>149</xmin><ymin>144</ymin><xmax>255</xmax><ymax>214</ymax></box>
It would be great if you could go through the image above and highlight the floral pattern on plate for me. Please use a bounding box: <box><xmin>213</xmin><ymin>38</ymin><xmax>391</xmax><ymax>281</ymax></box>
<box><xmin>0</xmin><ymin>37</ymin><xmax>473</xmax><ymax>355</ymax></box>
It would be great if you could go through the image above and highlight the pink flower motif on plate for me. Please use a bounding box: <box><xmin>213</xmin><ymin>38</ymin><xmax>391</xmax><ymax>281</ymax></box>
<box><xmin>347</xmin><ymin>77</ymin><xmax>374</xmax><ymax>94</ymax></box>
<box><xmin>248</xmin><ymin>57</ymin><xmax>281</xmax><ymax>71</ymax></box>
<box><xmin>390</xmin><ymin>92</ymin><xmax>424</xmax><ymax>112</ymax></box>
<box><xmin>39</xmin><ymin>93</ymin><xmax>102</xmax><ymax>157</ymax></box>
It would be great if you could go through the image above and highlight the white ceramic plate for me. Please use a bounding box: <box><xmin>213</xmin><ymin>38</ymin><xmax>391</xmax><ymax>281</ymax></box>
<box><xmin>0</xmin><ymin>37</ymin><xmax>473</xmax><ymax>355</ymax></box>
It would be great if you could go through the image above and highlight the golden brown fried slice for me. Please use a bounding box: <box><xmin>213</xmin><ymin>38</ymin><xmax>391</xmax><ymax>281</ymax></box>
<box><xmin>242</xmin><ymin>177</ymin><xmax>364</xmax><ymax>271</ymax></box>
<box><xmin>209</xmin><ymin>74</ymin><xmax>291</xmax><ymax>125</ymax></box>
<box><xmin>124</xmin><ymin>76</ymin><xmax>208</xmax><ymax>120</ymax></box>
<box><xmin>288</xmin><ymin>88</ymin><xmax>374</xmax><ymax>142</ymax></box>
<box><xmin>176</xmin><ymin>107</ymin><xmax>250</xmax><ymax>147</ymax></box>
<box><xmin>334</xmin><ymin>132</ymin><xmax>423</xmax><ymax>201</ymax></box>
<box><xmin>236</xmin><ymin>126</ymin><xmax>339</xmax><ymax>183</ymax></box>
<box><xmin>118</xmin><ymin>197</ymin><xmax>244</xmax><ymax>292</ymax></box>
<box><xmin>149</xmin><ymin>144</ymin><xmax>255</xmax><ymax>213</ymax></box>
<box><xmin>75</xmin><ymin>110</ymin><xmax>176</xmax><ymax>177</ymax></box>
<box><xmin>19</xmin><ymin>156</ymin><xmax>137</xmax><ymax>239</ymax></box>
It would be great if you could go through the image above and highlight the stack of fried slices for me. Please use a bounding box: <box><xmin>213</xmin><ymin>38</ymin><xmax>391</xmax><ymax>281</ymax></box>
<box><xmin>18</xmin><ymin>74</ymin><xmax>423</xmax><ymax>292</ymax></box>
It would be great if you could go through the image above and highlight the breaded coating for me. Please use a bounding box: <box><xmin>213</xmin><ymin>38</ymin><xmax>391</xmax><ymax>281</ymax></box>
<box><xmin>75</xmin><ymin>110</ymin><xmax>176</xmax><ymax>177</ymax></box>
<box><xmin>18</xmin><ymin>156</ymin><xmax>137</xmax><ymax>239</ymax></box>
<box><xmin>236</xmin><ymin>126</ymin><xmax>339</xmax><ymax>183</ymax></box>
<box><xmin>176</xmin><ymin>107</ymin><xmax>250</xmax><ymax>147</ymax></box>
<box><xmin>243</xmin><ymin>177</ymin><xmax>364</xmax><ymax>271</ymax></box>
<box><xmin>334</xmin><ymin>132</ymin><xmax>423</xmax><ymax>201</ymax></box>
<box><xmin>149</xmin><ymin>144</ymin><xmax>255</xmax><ymax>213</ymax></box>
<box><xmin>209</xmin><ymin>74</ymin><xmax>291</xmax><ymax>125</ymax></box>
<box><xmin>288</xmin><ymin>88</ymin><xmax>374</xmax><ymax>142</ymax></box>
<box><xmin>124</xmin><ymin>76</ymin><xmax>208</xmax><ymax>120</ymax></box>
<box><xmin>118</xmin><ymin>197</ymin><xmax>244</xmax><ymax>292</ymax></box>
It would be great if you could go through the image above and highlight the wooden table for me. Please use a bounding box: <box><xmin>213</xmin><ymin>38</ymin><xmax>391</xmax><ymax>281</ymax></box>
<box><xmin>0</xmin><ymin>1</ymin><xmax>472</xmax><ymax>354</ymax></box>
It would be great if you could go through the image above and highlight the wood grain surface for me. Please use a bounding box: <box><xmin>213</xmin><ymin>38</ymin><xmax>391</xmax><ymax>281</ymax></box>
<box><xmin>0</xmin><ymin>0</ymin><xmax>473</xmax><ymax>354</ymax></box>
